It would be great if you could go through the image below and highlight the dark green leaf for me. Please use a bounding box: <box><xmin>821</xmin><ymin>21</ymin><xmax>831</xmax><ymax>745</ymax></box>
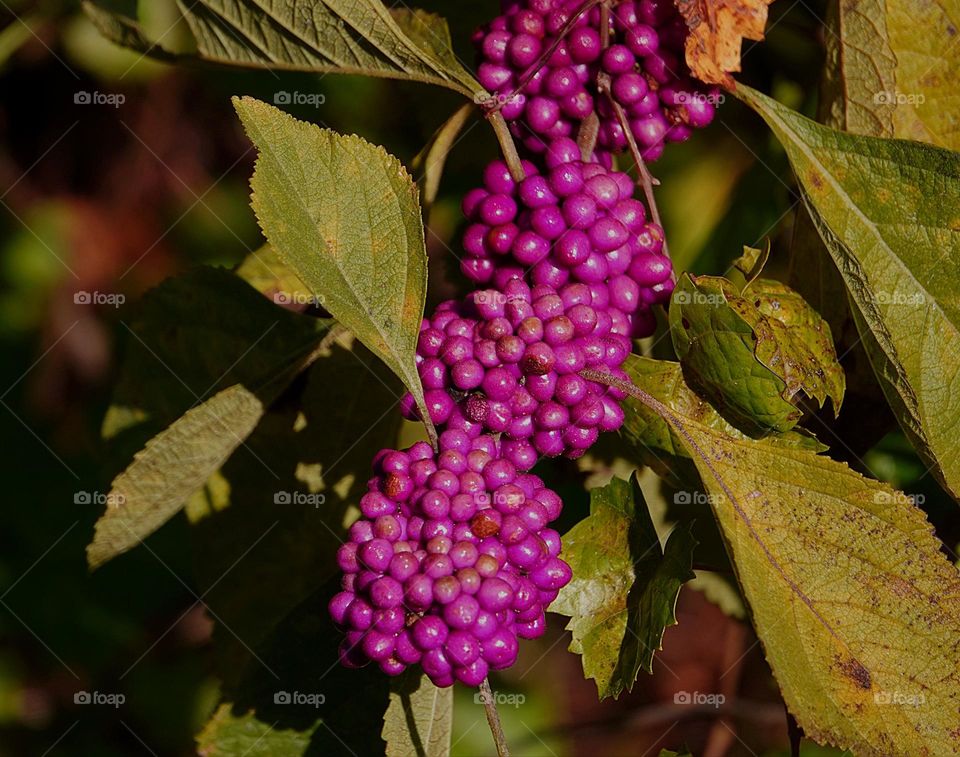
<box><xmin>90</xmin><ymin>268</ymin><xmax>331</xmax><ymax>569</ymax></box>
<box><xmin>189</xmin><ymin>332</ymin><xmax>402</xmax><ymax>674</ymax></box>
<box><xmin>82</xmin><ymin>1</ymin><xmax>483</xmax><ymax>98</ymax></box>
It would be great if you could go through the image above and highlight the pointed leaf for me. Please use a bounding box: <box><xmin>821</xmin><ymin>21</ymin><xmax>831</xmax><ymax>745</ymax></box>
<box><xmin>89</xmin><ymin>386</ymin><xmax>262</xmax><ymax>570</ymax></box>
<box><xmin>617</xmin><ymin>380</ymin><xmax>960</xmax><ymax>754</ymax></box>
<box><xmin>91</xmin><ymin>268</ymin><xmax>331</xmax><ymax>569</ymax></box>
<box><xmin>234</xmin><ymin>96</ymin><xmax>434</xmax><ymax>440</ymax></box>
<box><xmin>413</xmin><ymin>103</ymin><xmax>475</xmax><ymax>211</ymax></box>
<box><xmin>552</xmin><ymin>474</ymin><xmax>697</xmax><ymax>699</ymax></box>
<box><xmin>83</xmin><ymin>1</ymin><xmax>482</xmax><ymax>98</ymax></box>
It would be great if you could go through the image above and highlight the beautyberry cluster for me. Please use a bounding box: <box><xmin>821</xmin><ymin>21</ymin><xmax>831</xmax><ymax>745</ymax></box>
<box><xmin>334</xmin><ymin>0</ymin><xmax>699</xmax><ymax>690</ymax></box>
<box><xmin>460</xmin><ymin>137</ymin><xmax>673</xmax><ymax>310</ymax></box>
<box><xmin>330</xmin><ymin>433</ymin><xmax>571</xmax><ymax>687</ymax></box>
<box><xmin>474</xmin><ymin>0</ymin><xmax>718</xmax><ymax>160</ymax></box>
<box><xmin>400</xmin><ymin>275</ymin><xmax>631</xmax><ymax>461</ymax></box>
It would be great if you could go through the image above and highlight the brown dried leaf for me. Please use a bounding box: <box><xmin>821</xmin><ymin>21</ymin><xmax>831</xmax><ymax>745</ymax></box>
<box><xmin>676</xmin><ymin>0</ymin><xmax>776</xmax><ymax>87</ymax></box>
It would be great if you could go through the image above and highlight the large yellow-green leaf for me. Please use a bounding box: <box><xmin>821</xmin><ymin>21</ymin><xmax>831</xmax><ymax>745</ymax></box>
<box><xmin>605</xmin><ymin>371</ymin><xmax>960</xmax><ymax>755</ymax></box>
<box><xmin>82</xmin><ymin>1</ymin><xmax>482</xmax><ymax>98</ymax></box>
<box><xmin>234</xmin><ymin>96</ymin><xmax>434</xmax><ymax>441</ymax></box>
<box><xmin>738</xmin><ymin>84</ymin><xmax>960</xmax><ymax>501</ymax></box>
<box><xmin>821</xmin><ymin>0</ymin><xmax>960</xmax><ymax>148</ymax></box>
<box><xmin>552</xmin><ymin>475</ymin><xmax>696</xmax><ymax>699</ymax></box>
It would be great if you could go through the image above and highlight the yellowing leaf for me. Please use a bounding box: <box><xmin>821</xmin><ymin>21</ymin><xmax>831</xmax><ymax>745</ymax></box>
<box><xmin>822</xmin><ymin>0</ymin><xmax>960</xmax><ymax>149</ymax></box>
<box><xmin>736</xmin><ymin>84</ymin><xmax>960</xmax><ymax>501</ymax></box>
<box><xmin>609</xmin><ymin>371</ymin><xmax>960</xmax><ymax>755</ymax></box>
<box><xmin>676</xmin><ymin>0</ymin><xmax>776</xmax><ymax>87</ymax></box>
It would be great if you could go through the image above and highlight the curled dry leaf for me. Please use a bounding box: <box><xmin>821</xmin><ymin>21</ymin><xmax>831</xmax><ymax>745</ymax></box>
<box><xmin>676</xmin><ymin>0</ymin><xmax>776</xmax><ymax>87</ymax></box>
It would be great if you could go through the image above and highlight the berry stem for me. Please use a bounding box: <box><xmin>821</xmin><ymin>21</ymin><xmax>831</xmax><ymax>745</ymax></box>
<box><xmin>480</xmin><ymin>677</ymin><xmax>511</xmax><ymax>757</ymax></box>
<box><xmin>487</xmin><ymin>110</ymin><xmax>527</xmax><ymax>183</ymax></box>
<box><xmin>599</xmin><ymin>2</ymin><xmax>611</xmax><ymax>49</ymax></box>
<box><xmin>596</xmin><ymin>76</ymin><xmax>672</xmax><ymax>265</ymax></box>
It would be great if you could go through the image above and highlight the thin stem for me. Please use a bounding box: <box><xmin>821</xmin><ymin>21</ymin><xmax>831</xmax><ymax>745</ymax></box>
<box><xmin>596</xmin><ymin>75</ymin><xmax>671</xmax><ymax>267</ymax></box>
<box><xmin>487</xmin><ymin>110</ymin><xmax>526</xmax><ymax>183</ymax></box>
<box><xmin>599</xmin><ymin>2</ymin><xmax>611</xmax><ymax>49</ymax></box>
<box><xmin>479</xmin><ymin>678</ymin><xmax>510</xmax><ymax>757</ymax></box>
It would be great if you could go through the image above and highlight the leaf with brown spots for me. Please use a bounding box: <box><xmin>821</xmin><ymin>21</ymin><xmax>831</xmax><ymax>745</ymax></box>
<box><xmin>613</xmin><ymin>376</ymin><xmax>960</xmax><ymax>755</ymax></box>
<box><xmin>737</xmin><ymin>84</ymin><xmax>960</xmax><ymax>502</ymax></box>
<box><xmin>675</xmin><ymin>0</ymin><xmax>776</xmax><ymax>87</ymax></box>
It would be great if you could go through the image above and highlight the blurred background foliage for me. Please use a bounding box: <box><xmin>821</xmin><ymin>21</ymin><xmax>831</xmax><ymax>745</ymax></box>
<box><xmin>0</xmin><ymin>0</ymin><xmax>951</xmax><ymax>754</ymax></box>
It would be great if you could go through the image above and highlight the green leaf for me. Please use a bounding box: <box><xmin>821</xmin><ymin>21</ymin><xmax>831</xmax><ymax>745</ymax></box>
<box><xmin>89</xmin><ymin>386</ymin><xmax>264</xmax><ymax>570</ymax></box>
<box><xmin>90</xmin><ymin>268</ymin><xmax>331</xmax><ymax>569</ymax></box>
<box><xmin>382</xmin><ymin>671</ymin><xmax>452</xmax><ymax>757</ymax></box>
<box><xmin>737</xmin><ymin>83</ymin><xmax>960</xmax><ymax>500</ymax></box>
<box><xmin>551</xmin><ymin>474</ymin><xmax>696</xmax><ymax>699</ymax></box>
<box><xmin>82</xmin><ymin>1</ymin><xmax>482</xmax><ymax>98</ymax></box>
<box><xmin>670</xmin><ymin>272</ymin><xmax>844</xmax><ymax>434</ymax></box>
<box><xmin>234</xmin><ymin>96</ymin><xmax>434</xmax><ymax>442</ymax></box>
<box><xmin>619</xmin><ymin>382</ymin><xmax>960</xmax><ymax>754</ymax></box>
<box><xmin>821</xmin><ymin>0</ymin><xmax>960</xmax><ymax>148</ymax></box>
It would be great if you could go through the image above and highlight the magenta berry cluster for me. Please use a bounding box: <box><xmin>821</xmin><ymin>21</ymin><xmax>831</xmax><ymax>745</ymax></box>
<box><xmin>474</xmin><ymin>0</ymin><xmax>718</xmax><ymax>161</ymax></box>
<box><xmin>332</xmin><ymin>0</ymin><xmax>701</xmax><ymax>689</ymax></box>
<box><xmin>398</xmin><ymin>136</ymin><xmax>670</xmax><ymax>460</ymax></box>
<box><xmin>460</xmin><ymin>138</ymin><xmax>673</xmax><ymax>306</ymax></box>
<box><xmin>329</xmin><ymin>433</ymin><xmax>572</xmax><ymax>687</ymax></box>
<box><xmin>399</xmin><ymin>277</ymin><xmax>632</xmax><ymax>461</ymax></box>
